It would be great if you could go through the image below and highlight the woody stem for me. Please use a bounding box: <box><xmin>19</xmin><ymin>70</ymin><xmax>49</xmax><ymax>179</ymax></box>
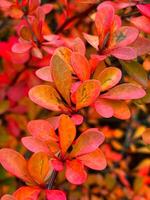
<box><xmin>47</xmin><ymin>170</ymin><xmax>58</xmax><ymax>189</ymax></box>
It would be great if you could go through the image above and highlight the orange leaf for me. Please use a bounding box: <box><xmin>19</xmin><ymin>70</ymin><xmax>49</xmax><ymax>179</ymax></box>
<box><xmin>142</xmin><ymin>128</ymin><xmax>150</xmax><ymax>145</ymax></box>
<box><xmin>59</xmin><ymin>114</ymin><xmax>76</xmax><ymax>155</ymax></box>
<box><xmin>76</xmin><ymin>80</ymin><xmax>101</xmax><ymax>110</ymax></box>
<box><xmin>71</xmin><ymin>52</ymin><xmax>91</xmax><ymax>81</ymax></box>
<box><xmin>78</xmin><ymin>148</ymin><xmax>107</xmax><ymax>170</ymax></box>
<box><xmin>51</xmin><ymin>55</ymin><xmax>72</xmax><ymax>105</ymax></box>
<box><xmin>95</xmin><ymin>67</ymin><xmax>122</xmax><ymax>91</ymax></box>
<box><xmin>29</xmin><ymin>85</ymin><xmax>64</xmax><ymax>111</ymax></box>
<box><xmin>13</xmin><ymin>186</ymin><xmax>41</xmax><ymax>200</ymax></box>
<box><xmin>28</xmin><ymin>152</ymin><xmax>50</xmax><ymax>185</ymax></box>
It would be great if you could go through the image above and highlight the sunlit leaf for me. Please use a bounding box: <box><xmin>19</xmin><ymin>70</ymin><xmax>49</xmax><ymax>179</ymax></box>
<box><xmin>51</xmin><ymin>55</ymin><xmax>72</xmax><ymax>104</ymax></box>
<box><xmin>70</xmin><ymin>128</ymin><xmax>104</xmax><ymax>157</ymax></box>
<box><xmin>101</xmin><ymin>83</ymin><xmax>146</xmax><ymax>100</ymax></box>
<box><xmin>46</xmin><ymin>189</ymin><xmax>66</xmax><ymax>200</ymax></box>
<box><xmin>78</xmin><ymin>148</ymin><xmax>107</xmax><ymax>170</ymax></box>
<box><xmin>0</xmin><ymin>148</ymin><xmax>32</xmax><ymax>183</ymax></box>
<box><xmin>59</xmin><ymin>114</ymin><xmax>76</xmax><ymax>155</ymax></box>
<box><xmin>71</xmin><ymin>52</ymin><xmax>91</xmax><ymax>81</ymax></box>
<box><xmin>29</xmin><ymin>85</ymin><xmax>64</xmax><ymax>111</ymax></box>
<box><xmin>66</xmin><ymin>160</ymin><xmax>87</xmax><ymax>185</ymax></box>
<box><xmin>76</xmin><ymin>80</ymin><xmax>101</xmax><ymax>109</ymax></box>
<box><xmin>13</xmin><ymin>186</ymin><xmax>41</xmax><ymax>200</ymax></box>
<box><xmin>95</xmin><ymin>67</ymin><xmax>122</xmax><ymax>91</ymax></box>
<box><xmin>27</xmin><ymin>120</ymin><xmax>58</xmax><ymax>141</ymax></box>
<box><xmin>28</xmin><ymin>152</ymin><xmax>50</xmax><ymax>184</ymax></box>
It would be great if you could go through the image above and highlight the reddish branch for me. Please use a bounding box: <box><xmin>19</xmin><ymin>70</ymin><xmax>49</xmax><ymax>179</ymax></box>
<box><xmin>55</xmin><ymin>3</ymin><xmax>98</xmax><ymax>34</ymax></box>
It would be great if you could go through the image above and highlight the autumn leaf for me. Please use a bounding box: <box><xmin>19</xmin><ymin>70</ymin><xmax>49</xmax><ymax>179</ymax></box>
<box><xmin>59</xmin><ymin>114</ymin><xmax>76</xmax><ymax>155</ymax></box>
<box><xmin>0</xmin><ymin>148</ymin><xmax>33</xmax><ymax>183</ymax></box>
<box><xmin>70</xmin><ymin>128</ymin><xmax>104</xmax><ymax>157</ymax></box>
<box><xmin>27</xmin><ymin>152</ymin><xmax>50</xmax><ymax>185</ymax></box>
<box><xmin>76</xmin><ymin>80</ymin><xmax>101</xmax><ymax>109</ymax></box>
<box><xmin>29</xmin><ymin>85</ymin><xmax>64</xmax><ymax>111</ymax></box>
<box><xmin>51</xmin><ymin>55</ymin><xmax>72</xmax><ymax>105</ymax></box>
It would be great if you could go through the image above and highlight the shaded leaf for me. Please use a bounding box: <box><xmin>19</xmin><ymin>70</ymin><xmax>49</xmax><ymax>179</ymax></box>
<box><xmin>121</xmin><ymin>61</ymin><xmax>148</xmax><ymax>88</ymax></box>
<box><xmin>142</xmin><ymin>128</ymin><xmax>150</xmax><ymax>145</ymax></box>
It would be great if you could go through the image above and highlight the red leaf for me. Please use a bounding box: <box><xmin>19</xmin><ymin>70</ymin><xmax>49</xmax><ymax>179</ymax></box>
<box><xmin>66</xmin><ymin>160</ymin><xmax>87</xmax><ymax>185</ymax></box>
<box><xmin>70</xmin><ymin>128</ymin><xmax>104</xmax><ymax>157</ymax></box>
<box><xmin>100</xmin><ymin>83</ymin><xmax>146</xmax><ymax>100</ymax></box>
<box><xmin>95</xmin><ymin>98</ymin><xmax>131</xmax><ymax>119</ymax></box>
<box><xmin>131</xmin><ymin>36</ymin><xmax>150</xmax><ymax>56</ymax></box>
<box><xmin>78</xmin><ymin>148</ymin><xmax>107</xmax><ymax>170</ymax></box>
<box><xmin>95</xmin><ymin>4</ymin><xmax>114</xmax><ymax>38</ymax></box>
<box><xmin>72</xmin><ymin>37</ymin><xmax>86</xmax><ymax>55</ymax></box>
<box><xmin>111</xmin><ymin>47</ymin><xmax>137</xmax><ymax>60</ymax></box>
<box><xmin>83</xmin><ymin>33</ymin><xmax>99</xmax><ymax>50</ymax></box>
<box><xmin>94</xmin><ymin>98</ymin><xmax>114</xmax><ymax>118</ymax></box>
<box><xmin>137</xmin><ymin>4</ymin><xmax>150</xmax><ymax>18</ymax></box>
<box><xmin>0</xmin><ymin>148</ymin><xmax>33</xmax><ymax>183</ymax></box>
<box><xmin>71</xmin><ymin>114</ymin><xmax>83</xmax><ymax>125</ymax></box>
<box><xmin>46</xmin><ymin>190</ymin><xmax>66</xmax><ymax>200</ymax></box>
<box><xmin>71</xmin><ymin>52</ymin><xmax>91</xmax><ymax>81</ymax></box>
<box><xmin>52</xmin><ymin>159</ymin><xmax>64</xmax><ymax>171</ymax></box>
<box><xmin>36</xmin><ymin>66</ymin><xmax>53</xmax><ymax>82</ymax></box>
<box><xmin>22</xmin><ymin>136</ymin><xmax>50</xmax><ymax>154</ymax></box>
<box><xmin>12</xmin><ymin>42</ymin><xmax>32</xmax><ymax>53</ymax></box>
<box><xmin>131</xmin><ymin>16</ymin><xmax>150</xmax><ymax>34</ymax></box>
<box><xmin>27</xmin><ymin>120</ymin><xmax>58</xmax><ymax>142</ymax></box>
<box><xmin>115</xmin><ymin>26</ymin><xmax>139</xmax><ymax>47</ymax></box>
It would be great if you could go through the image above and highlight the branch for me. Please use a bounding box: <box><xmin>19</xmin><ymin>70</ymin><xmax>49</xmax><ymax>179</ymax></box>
<box><xmin>55</xmin><ymin>4</ymin><xmax>98</xmax><ymax>34</ymax></box>
<box><xmin>47</xmin><ymin>170</ymin><xmax>58</xmax><ymax>189</ymax></box>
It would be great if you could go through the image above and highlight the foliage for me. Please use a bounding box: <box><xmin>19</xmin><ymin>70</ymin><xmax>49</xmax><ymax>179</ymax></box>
<box><xmin>0</xmin><ymin>0</ymin><xmax>150</xmax><ymax>199</ymax></box>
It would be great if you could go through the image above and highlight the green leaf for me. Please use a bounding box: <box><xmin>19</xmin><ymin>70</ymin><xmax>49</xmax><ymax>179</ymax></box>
<box><xmin>120</xmin><ymin>61</ymin><xmax>148</xmax><ymax>88</ymax></box>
